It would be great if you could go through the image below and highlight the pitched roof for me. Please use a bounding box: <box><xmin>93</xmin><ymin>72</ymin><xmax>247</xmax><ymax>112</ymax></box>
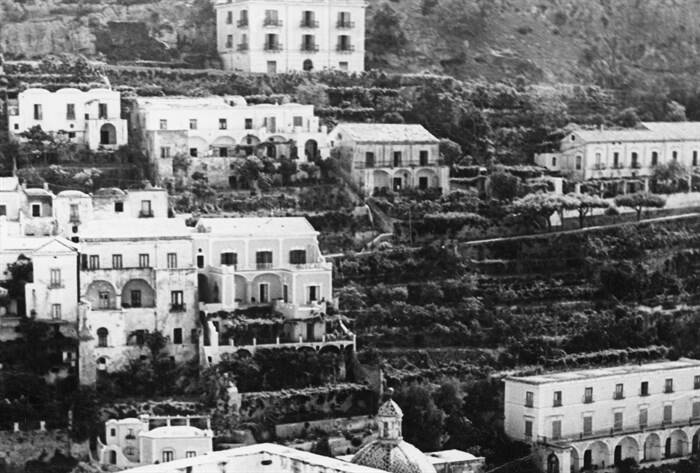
<box><xmin>80</xmin><ymin>218</ymin><xmax>191</xmax><ymax>240</ymax></box>
<box><xmin>334</xmin><ymin>123</ymin><xmax>439</xmax><ymax>143</ymax></box>
<box><xmin>194</xmin><ymin>217</ymin><xmax>318</xmax><ymax>237</ymax></box>
<box><xmin>377</xmin><ymin>399</ymin><xmax>403</xmax><ymax>418</ymax></box>
<box><xmin>571</xmin><ymin>121</ymin><xmax>700</xmax><ymax>143</ymax></box>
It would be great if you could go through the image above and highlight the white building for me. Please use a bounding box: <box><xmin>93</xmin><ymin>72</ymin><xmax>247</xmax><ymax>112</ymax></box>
<box><xmin>215</xmin><ymin>0</ymin><xmax>367</xmax><ymax>73</ymax></box>
<box><xmin>131</xmin><ymin>96</ymin><xmax>330</xmax><ymax>186</ymax></box>
<box><xmin>8</xmin><ymin>88</ymin><xmax>128</xmax><ymax>151</ymax></box>
<box><xmin>78</xmin><ymin>218</ymin><xmax>198</xmax><ymax>383</ymax></box>
<box><xmin>535</xmin><ymin>122</ymin><xmax>700</xmax><ymax>194</ymax></box>
<box><xmin>329</xmin><ymin>123</ymin><xmax>450</xmax><ymax>196</ymax></box>
<box><xmin>101</xmin><ymin>415</ymin><xmax>213</xmax><ymax>468</ymax></box>
<box><xmin>504</xmin><ymin>358</ymin><xmax>700</xmax><ymax>473</ymax></box>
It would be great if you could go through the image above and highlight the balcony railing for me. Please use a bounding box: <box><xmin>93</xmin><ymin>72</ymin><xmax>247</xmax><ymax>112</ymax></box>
<box><xmin>583</xmin><ymin>396</ymin><xmax>594</xmax><ymax>404</ymax></box>
<box><xmin>48</xmin><ymin>282</ymin><xmax>65</xmax><ymax>289</ymax></box>
<box><xmin>263</xmin><ymin>18</ymin><xmax>283</xmax><ymax>27</ymax></box>
<box><xmin>139</xmin><ymin>210</ymin><xmax>154</xmax><ymax>218</ymax></box>
<box><xmin>336</xmin><ymin>45</ymin><xmax>355</xmax><ymax>53</ymax></box>
<box><xmin>300</xmin><ymin>20</ymin><xmax>319</xmax><ymax>28</ymax></box>
<box><xmin>594</xmin><ymin>163</ymin><xmax>607</xmax><ymax>170</ymax></box>
<box><xmin>237</xmin><ymin>43</ymin><xmax>249</xmax><ymax>51</ymax></box>
<box><xmin>69</xmin><ymin>215</ymin><xmax>81</xmax><ymax>224</ymax></box>
<box><xmin>170</xmin><ymin>303</ymin><xmax>186</xmax><ymax>312</ymax></box>
<box><xmin>264</xmin><ymin>44</ymin><xmax>284</xmax><ymax>52</ymax></box>
<box><xmin>301</xmin><ymin>44</ymin><xmax>319</xmax><ymax>52</ymax></box>
<box><xmin>613</xmin><ymin>392</ymin><xmax>625</xmax><ymax>400</ymax></box>
<box><xmin>553</xmin><ymin>400</ymin><xmax>562</xmax><ymax>407</ymax></box>
<box><xmin>256</xmin><ymin>263</ymin><xmax>273</xmax><ymax>270</ymax></box>
<box><xmin>337</xmin><ymin>21</ymin><xmax>355</xmax><ymax>28</ymax></box>
<box><xmin>237</xmin><ymin>19</ymin><xmax>248</xmax><ymax>27</ymax></box>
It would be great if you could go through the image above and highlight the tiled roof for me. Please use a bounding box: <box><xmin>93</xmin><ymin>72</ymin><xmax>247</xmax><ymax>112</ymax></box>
<box><xmin>377</xmin><ymin>399</ymin><xmax>403</xmax><ymax>418</ymax></box>
<box><xmin>352</xmin><ymin>440</ymin><xmax>437</xmax><ymax>473</ymax></box>
<box><xmin>572</xmin><ymin>121</ymin><xmax>700</xmax><ymax>143</ymax></box>
<box><xmin>194</xmin><ymin>217</ymin><xmax>318</xmax><ymax>237</ymax></box>
<box><xmin>334</xmin><ymin>123</ymin><xmax>439</xmax><ymax>143</ymax></box>
<box><xmin>80</xmin><ymin>218</ymin><xmax>191</xmax><ymax>240</ymax></box>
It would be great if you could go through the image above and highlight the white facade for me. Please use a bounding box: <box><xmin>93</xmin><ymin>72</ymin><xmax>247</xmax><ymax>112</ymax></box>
<box><xmin>504</xmin><ymin>359</ymin><xmax>700</xmax><ymax>472</ymax></box>
<box><xmin>329</xmin><ymin>123</ymin><xmax>450</xmax><ymax>196</ymax></box>
<box><xmin>132</xmin><ymin>96</ymin><xmax>330</xmax><ymax>185</ymax></box>
<box><xmin>78</xmin><ymin>218</ymin><xmax>198</xmax><ymax>378</ymax></box>
<box><xmin>215</xmin><ymin>0</ymin><xmax>366</xmax><ymax>73</ymax></box>
<box><xmin>8</xmin><ymin>88</ymin><xmax>128</xmax><ymax>151</ymax></box>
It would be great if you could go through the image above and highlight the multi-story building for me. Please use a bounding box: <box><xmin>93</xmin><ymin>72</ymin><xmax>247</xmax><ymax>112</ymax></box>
<box><xmin>0</xmin><ymin>177</ymin><xmax>57</xmax><ymax>237</ymax></box>
<box><xmin>329</xmin><ymin>123</ymin><xmax>450</xmax><ymax>196</ymax></box>
<box><xmin>535</xmin><ymin>122</ymin><xmax>700</xmax><ymax>194</ymax></box>
<box><xmin>131</xmin><ymin>96</ymin><xmax>330</xmax><ymax>186</ymax></box>
<box><xmin>8</xmin><ymin>87</ymin><xmax>128</xmax><ymax>151</ymax></box>
<box><xmin>215</xmin><ymin>0</ymin><xmax>367</xmax><ymax>73</ymax></box>
<box><xmin>100</xmin><ymin>415</ymin><xmax>213</xmax><ymax>468</ymax></box>
<box><xmin>504</xmin><ymin>359</ymin><xmax>700</xmax><ymax>473</ymax></box>
<box><xmin>77</xmin><ymin>218</ymin><xmax>198</xmax><ymax>383</ymax></box>
<box><xmin>193</xmin><ymin>217</ymin><xmax>353</xmax><ymax>364</ymax></box>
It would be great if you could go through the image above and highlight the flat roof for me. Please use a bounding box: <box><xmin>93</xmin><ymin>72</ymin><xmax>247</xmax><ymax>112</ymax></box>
<box><xmin>80</xmin><ymin>218</ymin><xmax>191</xmax><ymax>240</ymax></box>
<box><xmin>194</xmin><ymin>217</ymin><xmax>318</xmax><ymax>237</ymax></box>
<box><xmin>122</xmin><ymin>443</ymin><xmax>385</xmax><ymax>473</ymax></box>
<box><xmin>426</xmin><ymin>450</ymin><xmax>482</xmax><ymax>463</ymax></box>
<box><xmin>507</xmin><ymin>358</ymin><xmax>700</xmax><ymax>385</ymax></box>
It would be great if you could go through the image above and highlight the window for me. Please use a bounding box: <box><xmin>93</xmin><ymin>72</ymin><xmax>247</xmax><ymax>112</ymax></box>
<box><xmin>339</xmin><ymin>61</ymin><xmax>349</xmax><ymax>71</ymax></box>
<box><xmin>159</xmin><ymin>119</ymin><xmax>168</xmax><ymax>130</ymax></box>
<box><xmin>160</xmin><ymin>147</ymin><xmax>170</xmax><ymax>159</ymax></box>
<box><xmin>337</xmin><ymin>34</ymin><xmax>352</xmax><ymax>51</ymax></box>
<box><xmin>302</xmin><ymin>34</ymin><xmax>316</xmax><ymax>51</ymax></box>
<box><xmin>259</xmin><ymin>283</ymin><xmax>270</xmax><ymax>303</ymax></box>
<box><xmin>553</xmin><ymin>391</ymin><xmax>562</xmax><ymax>407</ymax></box>
<box><xmin>167</xmin><ymin>253</ymin><xmax>177</xmax><ymax>269</ymax></box>
<box><xmin>256</xmin><ymin>251</ymin><xmax>273</xmax><ymax>269</ymax></box>
<box><xmin>219</xmin><ymin>147</ymin><xmax>228</xmax><ymax>157</ymax></box>
<box><xmin>97</xmin><ymin>327</ymin><xmax>108</xmax><ymax>347</ymax></box>
<box><xmin>89</xmin><ymin>255</ymin><xmax>100</xmax><ymax>270</ymax></box>
<box><xmin>51</xmin><ymin>304</ymin><xmax>61</xmax><ymax>320</ymax></box>
<box><xmin>665</xmin><ymin>378</ymin><xmax>674</xmax><ymax>393</ymax></box>
<box><xmin>245</xmin><ymin>118</ymin><xmax>253</xmax><ymax>129</ymax></box>
<box><xmin>584</xmin><ymin>387</ymin><xmax>593</xmax><ymax>403</ymax></box>
<box><xmin>641</xmin><ymin>381</ymin><xmax>649</xmax><ymax>396</ymax></box>
<box><xmin>419</xmin><ymin>150</ymin><xmax>429</xmax><ymax>166</ymax></box>
<box><xmin>393</xmin><ymin>151</ymin><xmax>402</xmax><ymax>167</ymax></box>
<box><xmin>525</xmin><ymin>391</ymin><xmax>534</xmax><ymax>407</ymax></box>
<box><xmin>238</xmin><ymin>9</ymin><xmax>248</xmax><ymax>26</ymax></box>
<box><xmin>110</xmin><ymin>255</ymin><xmax>123</xmax><ymax>272</ymax></box>
<box><xmin>264</xmin><ymin>9</ymin><xmax>279</xmax><ymax>25</ymax></box>
<box><xmin>694</xmin><ymin>151</ymin><xmax>699</xmax><ymax>167</ymax></box>
<box><xmin>191</xmin><ymin>329</ymin><xmax>198</xmax><ymax>344</ymax></box>
<box><xmin>338</xmin><ymin>11</ymin><xmax>352</xmax><ymax>28</ymax></box>
<box><xmin>283</xmin><ymin>284</ymin><xmax>288</xmax><ymax>302</ymax></box>
<box><xmin>575</xmin><ymin>155</ymin><xmax>582</xmax><ymax>170</ymax></box>
<box><xmin>613</xmin><ymin>152</ymin><xmax>619</xmax><ymax>168</ymax></box>
<box><xmin>66</xmin><ymin>103</ymin><xmax>75</xmax><ymax>120</ymax></box>
<box><xmin>524</xmin><ymin>420</ymin><xmax>532</xmax><ymax>438</ymax></box>
<box><xmin>98</xmin><ymin>292</ymin><xmax>110</xmax><ymax>309</ymax></box>
<box><xmin>0</xmin><ymin>205</ymin><xmax>5</xmax><ymax>216</ymax></box>
<box><xmin>189</xmin><ymin>119</ymin><xmax>198</xmax><ymax>130</ymax></box>
<box><xmin>220</xmin><ymin>252</ymin><xmax>237</xmax><ymax>266</ymax></box>
<box><xmin>265</xmin><ymin>34</ymin><xmax>280</xmax><ymax>51</ymax></box>
<box><xmin>139</xmin><ymin>254</ymin><xmax>150</xmax><ymax>268</ymax></box>
<box><xmin>552</xmin><ymin>156</ymin><xmax>557</xmax><ymax>167</ymax></box>
<box><xmin>583</xmin><ymin>416</ymin><xmax>592</xmax><ymax>436</ymax></box>
<box><xmin>173</xmin><ymin>328</ymin><xmax>183</xmax><ymax>344</ymax></box>
<box><xmin>186</xmin><ymin>451</ymin><xmax>197</xmax><ymax>458</ymax></box>
<box><xmin>613</xmin><ymin>412</ymin><xmax>623</xmax><ymax>431</ymax></box>
<box><xmin>34</xmin><ymin>104</ymin><xmax>42</xmax><ymax>120</ymax></box>
<box><xmin>70</xmin><ymin>203</ymin><xmax>80</xmax><ymax>222</ymax></box>
<box><xmin>98</xmin><ymin>103</ymin><xmax>108</xmax><ymax>119</ymax></box>
<box><xmin>32</xmin><ymin>203</ymin><xmax>41</xmax><ymax>217</ymax></box>
<box><xmin>551</xmin><ymin>420</ymin><xmax>561</xmax><ymax>440</ymax></box>
<box><xmin>267</xmin><ymin>61</ymin><xmax>277</xmax><ymax>74</ymax></box>
<box><xmin>365</xmin><ymin>152</ymin><xmax>375</xmax><ymax>168</ymax></box>
<box><xmin>614</xmin><ymin>383</ymin><xmax>624</xmax><ymax>400</ymax></box>
<box><xmin>162</xmin><ymin>450</ymin><xmax>174</xmax><ymax>463</ymax></box>
<box><xmin>196</xmin><ymin>254</ymin><xmax>205</xmax><ymax>269</ymax></box>
<box><xmin>130</xmin><ymin>290</ymin><xmax>142</xmax><ymax>308</ymax></box>
<box><xmin>673</xmin><ymin>150</ymin><xmax>678</xmax><ymax>160</ymax></box>
<box><xmin>189</xmin><ymin>148</ymin><xmax>198</xmax><ymax>158</ymax></box>
<box><xmin>652</xmin><ymin>151</ymin><xmax>659</xmax><ymax>166</ymax></box>
<box><xmin>695</xmin><ymin>375</ymin><xmax>700</xmax><ymax>389</ymax></box>
<box><xmin>140</xmin><ymin>200</ymin><xmax>152</xmax><ymax>217</ymax></box>
<box><xmin>307</xmin><ymin>285</ymin><xmax>320</xmax><ymax>303</ymax></box>
<box><xmin>226</xmin><ymin>11</ymin><xmax>233</xmax><ymax>24</ymax></box>
<box><xmin>301</xmin><ymin>10</ymin><xmax>316</xmax><ymax>27</ymax></box>
<box><xmin>110</xmin><ymin>428</ymin><xmax>116</xmax><ymax>437</ymax></box>
<box><xmin>289</xmin><ymin>250</ymin><xmax>306</xmax><ymax>265</ymax></box>
<box><xmin>114</xmin><ymin>202</ymin><xmax>124</xmax><ymax>213</ymax></box>
<box><xmin>663</xmin><ymin>405</ymin><xmax>673</xmax><ymax>423</ymax></box>
<box><xmin>293</xmin><ymin>116</ymin><xmax>303</xmax><ymax>127</ymax></box>
<box><xmin>639</xmin><ymin>408</ymin><xmax>648</xmax><ymax>428</ymax></box>
<box><xmin>693</xmin><ymin>402</ymin><xmax>700</xmax><ymax>419</ymax></box>
<box><xmin>219</xmin><ymin>118</ymin><xmax>227</xmax><ymax>130</ymax></box>
<box><xmin>171</xmin><ymin>291</ymin><xmax>184</xmax><ymax>310</ymax></box>
<box><xmin>631</xmin><ymin>152</ymin><xmax>639</xmax><ymax>168</ymax></box>
<box><xmin>68</xmin><ymin>131</ymin><xmax>76</xmax><ymax>139</ymax></box>
<box><xmin>50</xmin><ymin>269</ymin><xmax>61</xmax><ymax>287</ymax></box>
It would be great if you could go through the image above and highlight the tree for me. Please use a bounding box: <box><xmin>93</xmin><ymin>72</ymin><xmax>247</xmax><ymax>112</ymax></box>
<box><xmin>439</xmin><ymin>139</ymin><xmax>463</xmax><ymax>167</ymax></box>
<box><xmin>489</xmin><ymin>171</ymin><xmax>519</xmax><ymax>201</ymax></box>
<box><xmin>510</xmin><ymin>193</ymin><xmax>562</xmax><ymax>231</ymax></box>
<box><xmin>395</xmin><ymin>384</ymin><xmax>446</xmax><ymax>451</ymax></box>
<box><xmin>568</xmin><ymin>193</ymin><xmax>610</xmax><ymax>228</ymax></box>
<box><xmin>278</xmin><ymin>157</ymin><xmax>298</xmax><ymax>185</ymax></box>
<box><xmin>613</xmin><ymin>108</ymin><xmax>641</xmax><ymax>127</ymax></box>
<box><xmin>614</xmin><ymin>192</ymin><xmax>666</xmax><ymax>221</ymax></box>
<box><xmin>652</xmin><ymin>160</ymin><xmax>689</xmax><ymax>193</ymax></box>
<box><xmin>665</xmin><ymin>101</ymin><xmax>687</xmax><ymax>122</ymax></box>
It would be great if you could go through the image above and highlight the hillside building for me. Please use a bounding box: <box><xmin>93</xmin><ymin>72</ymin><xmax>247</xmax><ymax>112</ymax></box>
<box><xmin>77</xmin><ymin>218</ymin><xmax>198</xmax><ymax>382</ymax></box>
<box><xmin>535</xmin><ymin>122</ymin><xmax>700</xmax><ymax>194</ymax></box>
<box><xmin>7</xmin><ymin>87</ymin><xmax>128</xmax><ymax>151</ymax></box>
<box><xmin>329</xmin><ymin>123</ymin><xmax>450</xmax><ymax>196</ymax></box>
<box><xmin>504</xmin><ymin>358</ymin><xmax>700</xmax><ymax>473</ymax></box>
<box><xmin>131</xmin><ymin>96</ymin><xmax>329</xmax><ymax>186</ymax></box>
<box><xmin>215</xmin><ymin>0</ymin><xmax>367</xmax><ymax>73</ymax></box>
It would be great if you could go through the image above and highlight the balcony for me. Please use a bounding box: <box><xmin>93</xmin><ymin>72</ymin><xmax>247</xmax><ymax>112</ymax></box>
<box><xmin>264</xmin><ymin>44</ymin><xmax>284</xmax><ymax>52</ymax></box>
<box><xmin>237</xmin><ymin>43</ymin><xmax>249</xmax><ymax>51</ymax></box>
<box><xmin>139</xmin><ymin>210</ymin><xmax>154</xmax><ymax>218</ymax></box>
<box><xmin>48</xmin><ymin>282</ymin><xmax>65</xmax><ymax>289</ymax></box>
<box><xmin>263</xmin><ymin>18</ymin><xmax>283</xmax><ymax>27</ymax></box>
<box><xmin>594</xmin><ymin>163</ymin><xmax>607</xmax><ymax>170</ymax></box>
<box><xmin>69</xmin><ymin>214</ymin><xmax>81</xmax><ymax>224</ymax></box>
<box><xmin>170</xmin><ymin>303</ymin><xmax>186</xmax><ymax>312</ymax></box>
<box><xmin>336</xmin><ymin>20</ymin><xmax>355</xmax><ymax>28</ymax></box>
<box><xmin>336</xmin><ymin>45</ymin><xmax>355</xmax><ymax>53</ymax></box>
<box><xmin>237</xmin><ymin>19</ymin><xmax>248</xmax><ymax>27</ymax></box>
<box><xmin>553</xmin><ymin>400</ymin><xmax>562</xmax><ymax>407</ymax></box>
<box><xmin>256</xmin><ymin>263</ymin><xmax>273</xmax><ymax>270</ymax></box>
<box><xmin>613</xmin><ymin>392</ymin><xmax>625</xmax><ymax>400</ymax></box>
<box><xmin>301</xmin><ymin>44</ymin><xmax>319</xmax><ymax>52</ymax></box>
<box><xmin>583</xmin><ymin>397</ymin><xmax>594</xmax><ymax>404</ymax></box>
<box><xmin>300</xmin><ymin>20</ymin><xmax>319</xmax><ymax>28</ymax></box>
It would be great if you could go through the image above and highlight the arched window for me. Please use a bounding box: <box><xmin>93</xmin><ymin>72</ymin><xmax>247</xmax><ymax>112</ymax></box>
<box><xmin>97</xmin><ymin>327</ymin><xmax>108</xmax><ymax>347</ymax></box>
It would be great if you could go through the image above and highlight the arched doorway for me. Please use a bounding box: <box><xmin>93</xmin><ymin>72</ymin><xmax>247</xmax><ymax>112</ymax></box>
<box><xmin>693</xmin><ymin>431</ymin><xmax>700</xmax><ymax>454</ymax></box>
<box><xmin>304</xmin><ymin>139</ymin><xmax>318</xmax><ymax>161</ymax></box>
<box><xmin>614</xmin><ymin>437</ymin><xmax>639</xmax><ymax>465</ymax></box>
<box><xmin>666</xmin><ymin>430</ymin><xmax>688</xmax><ymax>458</ymax></box>
<box><xmin>303</xmin><ymin>59</ymin><xmax>313</xmax><ymax>71</ymax></box>
<box><xmin>108</xmin><ymin>449</ymin><xmax>117</xmax><ymax>464</ymax></box>
<box><xmin>100</xmin><ymin>123</ymin><xmax>116</xmax><ymax>145</ymax></box>
<box><xmin>584</xmin><ymin>441</ymin><xmax>609</xmax><ymax>470</ymax></box>
<box><xmin>546</xmin><ymin>453</ymin><xmax>559</xmax><ymax>473</ymax></box>
<box><xmin>644</xmin><ymin>433</ymin><xmax>662</xmax><ymax>461</ymax></box>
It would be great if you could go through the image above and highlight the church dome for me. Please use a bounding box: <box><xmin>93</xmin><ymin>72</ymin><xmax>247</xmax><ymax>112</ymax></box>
<box><xmin>351</xmin><ymin>393</ymin><xmax>436</xmax><ymax>473</ymax></box>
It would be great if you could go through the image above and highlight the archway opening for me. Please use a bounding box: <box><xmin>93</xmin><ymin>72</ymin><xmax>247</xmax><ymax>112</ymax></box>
<box><xmin>644</xmin><ymin>433</ymin><xmax>661</xmax><ymax>461</ymax></box>
<box><xmin>100</xmin><ymin>123</ymin><xmax>117</xmax><ymax>145</ymax></box>
<box><xmin>546</xmin><ymin>453</ymin><xmax>559</xmax><ymax>473</ymax></box>
<box><xmin>303</xmin><ymin>59</ymin><xmax>314</xmax><ymax>71</ymax></box>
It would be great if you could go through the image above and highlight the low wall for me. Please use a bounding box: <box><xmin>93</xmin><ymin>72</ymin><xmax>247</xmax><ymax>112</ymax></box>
<box><xmin>0</xmin><ymin>429</ymin><xmax>90</xmax><ymax>472</ymax></box>
<box><xmin>274</xmin><ymin>415</ymin><xmax>373</xmax><ymax>440</ymax></box>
